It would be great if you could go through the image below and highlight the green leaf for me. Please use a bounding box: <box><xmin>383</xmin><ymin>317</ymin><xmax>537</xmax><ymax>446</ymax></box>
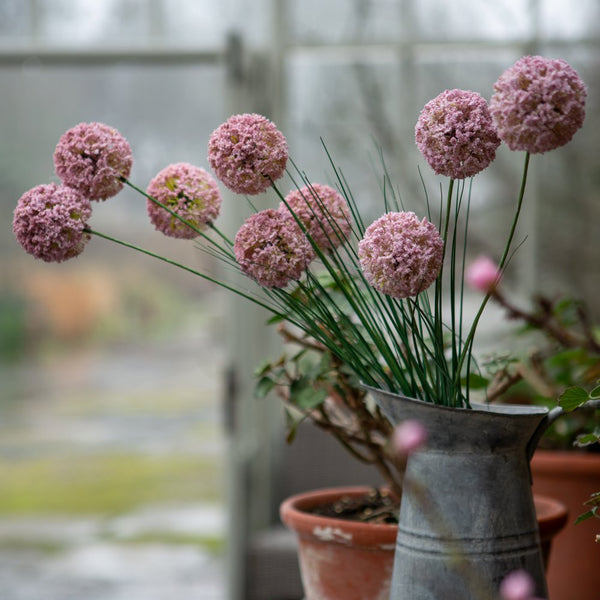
<box><xmin>575</xmin><ymin>509</ymin><xmax>596</xmax><ymax>525</ymax></box>
<box><xmin>255</xmin><ymin>376</ymin><xmax>276</xmax><ymax>399</ymax></box>
<box><xmin>558</xmin><ymin>386</ymin><xmax>590</xmax><ymax>411</ymax></box>
<box><xmin>589</xmin><ymin>383</ymin><xmax>600</xmax><ymax>399</ymax></box>
<box><xmin>290</xmin><ymin>379</ymin><xmax>328</xmax><ymax>409</ymax></box>
<box><xmin>574</xmin><ymin>431</ymin><xmax>600</xmax><ymax>447</ymax></box>
<box><xmin>462</xmin><ymin>373</ymin><xmax>489</xmax><ymax>390</ymax></box>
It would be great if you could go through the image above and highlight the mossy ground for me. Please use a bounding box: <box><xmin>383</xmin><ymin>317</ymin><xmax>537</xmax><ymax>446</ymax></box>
<box><xmin>0</xmin><ymin>453</ymin><xmax>222</xmax><ymax>516</ymax></box>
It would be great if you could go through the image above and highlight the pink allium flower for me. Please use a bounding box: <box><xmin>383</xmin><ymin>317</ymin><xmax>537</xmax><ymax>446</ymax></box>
<box><xmin>53</xmin><ymin>122</ymin><xmax>133</xmax><ymax>200</ymax></box>
<box><xmin>208</xmin><ymin>113</ymin><xmax>288</xmax><ymax>195</ymax></box>
<box><xmin>13</xmin><ymin>183</ymin><xmax>92</xmax><ymax>263</ymax></box>
<box><xmin>500</xmin><ymin>570</ymin><xmax>537</xmax><ymax>600</ymax></box>
<box><xmin>358</xmin><ymin>212</ymin><xmax>443</xmax><ymax>299</ymax></box>
<box><xmin>146</xmin><ymin>163</ymin><xmax>222</xmax><ymax>239</ymax></box>
<box><xmin>415</xmin><ymin>89</ymin><xmax>500</xmax><ymax>179</ymax></box>
<box><xmin>392</xmin><ymin>420</ymin><xmax>428</xmax><ymax>456</ymax></box>
<box><xmin>465</xmin><ymin>255</ymin><xmax>502</xmax><ymax>293</ymax></box>
<box><xmin>490</xmin><ymin>55</ymin><xmax>587</xmax><ymax>154</ymax></box>
<box><xmin>280</xmin><ymin>184</ymin><xmax>352</xmax><ymax>252</ymax></box>
<box><xmin>234</xmin><ymin>209</ymin><xmax>310</xmax><ymax>288</ymax></box>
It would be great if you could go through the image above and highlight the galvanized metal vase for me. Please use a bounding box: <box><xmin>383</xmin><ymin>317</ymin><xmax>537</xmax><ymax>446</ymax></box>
<box><xmin>367</xmin><ymin>386</ymin><xmax>559</xmax><ymax>600</ymax></box>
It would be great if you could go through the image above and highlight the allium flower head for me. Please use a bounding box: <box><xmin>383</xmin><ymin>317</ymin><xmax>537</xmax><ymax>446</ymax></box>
<box><xmin>490</xmin><ymin>55</ymin><xmax>587</xmax><ymax>153</ymax></box>
<box><xmin>53</xmin><ymin>122</ymin><xmax>133</xmax><ymax>200</ymax></box>
<box><xmin>415</xmin><ymin>89</ymin><xmax>500</xmax><ymax>179</ymax></box>
<box><xmin>358</xmin><ymin>212</ymin><xmax>443</xmax><ymax>299</ymax></box>
<box><xmin>280</xmin><ymin>184</ymin><xmax>352</xmax><ymax>252</ymax></box>
<box><xmin>234</xmin><ymin>209</ymin><xmax>310</xmax><ymax>288</ymax></box>
<box><xmin>465</xmin><ymin>255</ymin><xmax>502</xmax><ymax>293</ymax></box>
<box><xmin>208</xmin><ymin>113</ymin><xmax>288</xmax><ymax>195</ymax></box>
<box><xmin>146</xmin><ymin>163</ymin><xmax>222</xmax><ymax>239</ymax></box>
<box><xmin>13</xmin><ymin>183</ymin><xmax>92</xmax><ymax>262</ymax></box>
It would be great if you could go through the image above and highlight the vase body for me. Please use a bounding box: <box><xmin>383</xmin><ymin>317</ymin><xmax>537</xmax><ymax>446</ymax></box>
<box><xmin>369</xmin><ymin>387</ymin><xmax>551</xmax><ymax>600</ymax></box>
<box><xmin>280</xmin><ymin>486</ymin><xmax>397</xmax><ymax>600</ymax></box>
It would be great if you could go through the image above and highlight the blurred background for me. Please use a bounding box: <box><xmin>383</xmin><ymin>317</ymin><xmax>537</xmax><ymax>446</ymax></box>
<box><xmin>0</xmin><ymin>1</ymin><xmax>598</xmax><ymax>599</ymax></box>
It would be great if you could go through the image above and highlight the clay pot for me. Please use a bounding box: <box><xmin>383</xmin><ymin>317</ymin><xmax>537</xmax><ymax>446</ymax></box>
<box><xmin>281</xmin><ymin>486</ymin><xmax>567</xmax><ymax>600</ymax></box>
<box><xmin>532</xmin><ymin>450</ymin><xmax>600</xmax><ymax>600</ymax></box>
<box><xmin>280</xmin><ymin>487</ymin><xmax>396</xmax><ymax>600</ymax></box>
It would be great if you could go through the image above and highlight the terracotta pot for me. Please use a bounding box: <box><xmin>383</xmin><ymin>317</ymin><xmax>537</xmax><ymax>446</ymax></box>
<box><xmin>280</xmin><ymin>487</ymin><xmax>396</xmax><ymax>600</ymax></box>
<box><xmin>281</xmin><ymin>486</ymin><xmax>567</xmax><ymax>600</ymax></box>
<box><xmin>532</xmin><ymin>450</ymin><xmax>600</xmax><ymax>600</ymax></box>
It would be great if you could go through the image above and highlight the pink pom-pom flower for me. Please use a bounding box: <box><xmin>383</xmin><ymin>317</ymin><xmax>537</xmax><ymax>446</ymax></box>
<box><xmin>13</xmin><ymin>183</ymin><xmax>92</xmax><ymax>262</ymax></box>
<box><xmin>392</xmin><ymin>420</ymin><xmax>428</xmax><ymax>456</ymax></box>
<box><xmin>415</xmin><ymin>89</ymin><xmax>500</xmax><ymax>179</ymax></box>
<box><xmin>234</xmin><ymin>209</ymin><xmax>310</xmax><ymax>288</ymax></box>
<box><xmin>490</xmin><ymin>55</ymin><xmax>587</xmax><ymax>154</ymax></box>
<box><xmin>358</xmin><ymin>212</ymin><xmax>443</xmax><ymax>299</ymax></box>
<box><xmin>280</xmin><ymin>184</ymin><xmax>352</xmax><ymax>253</ymax></box>
<box><xmin>53</xmin><ymin>122</ymin><xmax>133</xmax><ymax>200</ymax></box>
<box><xmin>146</xmin><ymin>163</ymin><xmax>222</xmax><ymax>239</ymax></box>
<box><xmin>499</xmin><ymin>570</ymin><xmax>537</xmax><ymax>600</ymax></box>
<box><xmin>208</xmin><ymin>113</ymin><xmax>288</xmax><ymax>195</ymax></box>
<box><xmin>465</xmin><ymin>255</ymin><xmax>502</xmax><ymax>293</ymax></box>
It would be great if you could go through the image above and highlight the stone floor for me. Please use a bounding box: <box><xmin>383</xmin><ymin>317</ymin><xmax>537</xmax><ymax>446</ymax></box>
<box><xmin>0</xmin><ymin>322</ymin><xmax>228</xmax><ymax>600</ymax></box>
<box><xmin>0</xmin><ymin>505</ymin><xmax>226</xmax><ymax>600</ymax></box>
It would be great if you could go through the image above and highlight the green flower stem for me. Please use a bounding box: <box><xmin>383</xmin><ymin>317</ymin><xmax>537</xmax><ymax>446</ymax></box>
<box><xmin>121</xmin><ymin>177</ymin><xmax>235</xmax><ymax>258</ymax></box>
<box><xmin>453</xmin><ymin>152</ymin><xmax>531</xmax><ymax>405</ymax></box>
<box><xmin>434</xmin><ymin>179</ymin><xmax>456</xmax><ymax>405</ymax></box>
<box><xmin>85</xmin><ymin>227</ymin><xmax>277</xmax><ymax>316</ymax></box>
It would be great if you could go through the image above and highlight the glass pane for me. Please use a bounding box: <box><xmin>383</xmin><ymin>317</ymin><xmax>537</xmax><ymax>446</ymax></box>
<box><xmin>540</xmin><ymin>0</ymin><xmax>600</xmax><ymax>40</ymax></box>
<box><xmin>35</xmin><ymin>0</ymin><xmax>150</xmax><ymax>44</ymax></box>
<box><xmin>287</xmin><ymin>0</ymin><xmax>404</xmax><ymax>45</ymax></box>
<box><xmin>0</xmin><ymin>0</ymin><xmax>31</xmax><ymax>39</ymax></box>
<box><xmin>2</xmin><ymin>62</ymin><xmax>225</xmax><ymax>241</ymax></box>
<box><xmin>414</xmin><ymin>0</ymin><xmax>533</xmax><ymax>41</ymax></box>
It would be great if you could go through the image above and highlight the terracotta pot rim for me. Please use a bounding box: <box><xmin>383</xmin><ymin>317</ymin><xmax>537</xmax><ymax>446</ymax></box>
<box><xmin>280</xmin><ymin>486</ymin><xmax>398</xmax><ymax>547</ymax></box>
<box><xmin>281</xmin><ymin>486</ymin><xmax>568</xmax><ymax>547</ymax></box>
<box><xmin>532</xmin><ymin>449</ymin><xmax>600</xmax><ymax>475</ymax></box>
<box><xmin>534</xmin><ymin>494</ymin><xmax>569</xmax><ymax>540</ymax></box>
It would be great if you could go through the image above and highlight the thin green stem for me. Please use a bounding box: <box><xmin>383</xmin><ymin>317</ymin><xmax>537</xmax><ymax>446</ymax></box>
<box><xmin>85</xmin><ymin>227</ymin><xmax>279</xmax><ymax>316</ymax></box>
<box><xmin>453</xmin><ymin>152</ymin><xmax>531</xmax><ymax>405</ymax></box>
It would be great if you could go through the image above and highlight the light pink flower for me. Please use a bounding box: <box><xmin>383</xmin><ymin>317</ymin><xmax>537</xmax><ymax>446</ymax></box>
<box><xmin>415</xmin><ymin>89</ymin><xmax>500</xmax><ymax>179</ymax></box>
<box><xmin>392</xmin><ymin>420</ymin><xmax>427</xmax><ymax>456</ymax></box>
<box><xmin>13</xmin><ymin>183</ymin><xmax>92</xmax><ymax>262</ymax></box>
<box><xmin>358</xmin><ymin>212</ymin><xmax>443</xmax><ymax>299</ymax></box>
<box><xmin>146</xmin><ymin>163</ymin><xmax>222</xmax><ymax>239</ymax></box>
<box><xmin>490</xmin><ymin>55</ymin><xmax>587</xmax><ymax>154</ymax></box>
<box><xmin>234</xmin><ymin>209</ymin><xmax>310</xmax><ymax>288</ymax></box>
<box><xmin>208</xmin><ymin>113</ymin><xmax>288</xmax><ymax>195</ymax></box>
<box><xmin>465</xmin><ymin>255</ymin><xmax>501</xmax><ymax>293</ymax></box>
<box><xmin>499</xmin><ymin>570</ymin><xmax>537</xmax><ymax>600</ymax></box>
<box><xmin>280</xmin><ymin>184</ymin><xmax>352</xmax><ymax>252</ymax></box>
<box><xmin>53</xmin><ymin>122</ymin><xmax>133</xmax><ymax>200</ymax></box>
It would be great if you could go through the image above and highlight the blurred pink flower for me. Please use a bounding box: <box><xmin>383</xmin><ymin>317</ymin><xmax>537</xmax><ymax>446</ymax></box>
<box><xmin>358</xmin><ymin>212</ymin><xmax>443</xmax><ymax>299</ymax></box>
<box><xmin>280</xmin><ymin>184</ymin><xmax>352</xmax><ymax>253</ymax></box>
<box><xmin>13</xmin><ymin>183</ymin><xmax>92</xmax><ymax>262</ymax></box>
<box><xmin>490</xmin><ymin>55</ymin><xmax>587</xmax><ymax>154</ymax></box>
<box><xmin>146</xmin><ymin>163</ymin><xmax>222</xmax><ymax>239</ymax></box>
<box><xmin>499</xmin><ymin>570</ymin><xmax>538</xmax><ymax>600</ymax></box>
<box><xmin>465</xmin><ymin>255</ymin><xmax>501</xmax><ymax>293</ymax></box>
<box><xmin>234</xmin><ymin>209</ymin><xmax>310</xmax><ymax>288</ymax></box>
<box><xmin>208</xmin><ymin>113</ymin><xmax>288</xmax><ymax>195</ymax></box>
<box><xmin>392</xmin><ymin>420</ymin><xmax>428</xmax><ymax>456</ymax></box>
<box><xmin>415</xmin><ymin>89</ymin><xmax>500</xmax><ymax>179</ymax></box>
<box><xmin>53</xmin><ymin>122</ymin><xmax>132</xmax><ymax>200</ymax></box>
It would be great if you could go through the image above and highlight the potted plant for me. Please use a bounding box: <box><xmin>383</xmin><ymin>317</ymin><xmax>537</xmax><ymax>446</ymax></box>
<box><xmin>12</xmin><ymin>55</ymin><xmax>596</xmax><ymax>599</ymax></box>
<box><xmin>262</xmin><ymin>323</ymin><xmax>572</xmax><ymax>600</ymax></box>
<box><xmin>475</xmin><ymin>290</ymin><xmax>600</xmax><ymax>600</ymax></box>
